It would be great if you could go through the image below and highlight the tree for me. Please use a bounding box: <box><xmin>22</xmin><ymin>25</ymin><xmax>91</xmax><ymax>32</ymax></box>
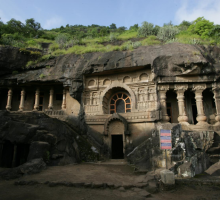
<box><xmin>6</xmin><ymin>18</ymin><xmax>25</xmax><ymax>34</ymax></box>
<box><xmin>178</xmin><ymin>20</ymin><xmax>192</xmax><ymax>31</ymax></box>
<box><xmin>109</xmin><ymin>23</ymin><xmax>117</xmax><ymax>29</ymax></box>
<box><xmin>188</xmin><ymin>17</ymin><xmax>214</xmax><ymax>39</ymax></box>
<box><xmin>129</xmin><ymin>24</ymin><xmax>138</xmax><ymax>31</ymax></box>
<box><xmin>25</xmin><ymin>18</ymin><xmax>41</xmax><ymax>32</ymax></box>
<box><xmin>117</xmin><ymin>26</ymin><xmax>127</xmax><ymax>33</ymax></box>
<box><xmin>209</xmin><ymin>25</ymin><xmax>220</xmax><ymax>43</ymax></box>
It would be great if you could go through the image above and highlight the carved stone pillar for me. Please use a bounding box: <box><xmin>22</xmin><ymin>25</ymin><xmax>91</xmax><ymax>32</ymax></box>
<box><xmin>48</xmin><ymin>88</ymin><xmax>54</xmax><ymax>110</ymax></box>
<box><xmin>212</xmin><ymin>83</ymin><xmax>220</xmax><ymax>125</ymax></box>
<box><xmin>175</xmin><ymin>84</ymin><xmax>189</xmax><ymax>124</ymax></box>
<box><xmin>61</xmin><ymin>89</ymin><xmax>66</xmax><ymax>110</ymax></box>
<box><xmin>6</xmin><ymin>88</ymin><xmax>13</xmax><ymax>111</ymax></box>
<box><xmin>18</xmin><ymin>88</ymin><xmax>25</xmax><ymax>111</ymax></box>
<box><xmin>33</xmin><ymin>88</ymin><xmax>40</xmax><ymax>111</ymax></box>
<box><xmin>193</xmin><ymin>84</ymin><xmax>207</xmax><ymax>125</ymax></box>
<box><xmin>158</xmin><ymin>85</ymin><xmax>170</xmax><ymax>123</ymax></box>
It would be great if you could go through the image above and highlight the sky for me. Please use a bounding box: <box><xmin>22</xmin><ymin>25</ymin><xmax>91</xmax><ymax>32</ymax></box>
<box><xmin>0</xmin><ymin>0</ymin><xmax>220</xmax><ymax>30</ymax></box>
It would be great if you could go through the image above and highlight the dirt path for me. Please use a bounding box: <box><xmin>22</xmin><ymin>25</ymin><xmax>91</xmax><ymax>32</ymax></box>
<box><xmin>0</xmin><ymin>164</ymin><xmax>220</xmax><ymax>200</ymax></box>
<box><xmin>18</xmin><ymin>163</ymin><xmax>145</xmax><ymax>185</ymax></box>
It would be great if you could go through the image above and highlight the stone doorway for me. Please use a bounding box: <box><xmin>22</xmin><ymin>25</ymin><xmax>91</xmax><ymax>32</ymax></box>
<box><xmin>111</xmin><ymin>135</ymin><xmax>124</xmax><ymax>159</ymax></box>
<box><xmin>109</xmin><ymin>119</ymin><xmax>125</xmax><ymax>159</ymax></box>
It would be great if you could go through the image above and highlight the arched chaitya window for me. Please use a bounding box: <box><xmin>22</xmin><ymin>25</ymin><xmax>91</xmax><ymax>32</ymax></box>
<box><xmin>110</xmin><ymin>92</ymin><xmax>131</xmax><ymax>114</ymax></box>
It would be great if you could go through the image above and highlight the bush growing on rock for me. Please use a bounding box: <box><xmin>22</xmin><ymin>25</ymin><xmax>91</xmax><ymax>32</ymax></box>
<box><xmin>55</xmin><ymin>34</ymin><xmax>69</xmax><ymax>49</ymax></box>
<box><xmin>138</xmin><ymin>21</ymin><xmax>155</xmax><ymax>37</ymax></box>
<box><xmin>157</xmin><ymin>25</ymin><xmax>180</xmax><ymax>41</ymax></box>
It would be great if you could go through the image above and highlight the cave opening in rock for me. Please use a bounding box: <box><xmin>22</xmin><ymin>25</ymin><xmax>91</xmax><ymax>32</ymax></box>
<box><xmin>0</xmin><ymin>141</ymin><xmax>30</xmax><ymax>168</ymax></box>
<box><xmin>111</xmin><ymin>135</ymin><xmax>124</xmax><ymax>159</ymax></box>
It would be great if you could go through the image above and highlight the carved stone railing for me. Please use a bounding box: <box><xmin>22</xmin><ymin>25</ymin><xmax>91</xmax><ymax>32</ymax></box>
<box><xmin>45</xmin><ymin>110</ymin><xmax>66</xmax><ymax>116</ymax></box>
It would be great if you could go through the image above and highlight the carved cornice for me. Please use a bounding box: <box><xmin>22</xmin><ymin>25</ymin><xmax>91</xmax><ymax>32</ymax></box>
<box><xmin>174</xmin><ymin>84</ymin><xmax>188</xmax><ymax>91</ymax></box>
<box><xmin>158</xmin><ymin>84</ymin><xmax>169</xmax><ymax>91</ymax></box>
<box><xmin>192</xmin><ymin>84</ymin><xmax>206</xmax><ymax>91</ymax></box>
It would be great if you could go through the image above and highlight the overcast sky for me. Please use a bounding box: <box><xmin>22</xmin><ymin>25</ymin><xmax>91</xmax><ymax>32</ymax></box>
<box><xmin>0</xmin><ymin>0</ymin><xmax>220</xmax><ymax>30</ymax></box>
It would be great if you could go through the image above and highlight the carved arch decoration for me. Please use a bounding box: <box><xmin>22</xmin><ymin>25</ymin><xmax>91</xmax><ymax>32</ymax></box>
<box><xmin>139</xmin><ymin>73</ymin><xmax>148</xmax><ymax>81</ymax></box>
<box><xmin>123</xmin><ymin>76</ymin><xmax>131</xmax><ymax>83</ymax></box>
<box><xmin>104</xmin><ymin>113</ymin><xmax>130</xmax><ymax>136</ymax></box>
<box><xmin>100</xmin><ymin>82</ymin><xmax>137</xmax><ymax>114</ymax></box>
<box><xmin>88</xmin><ymin>79</ymin><xmax>96</xmax><ymax>87</ymax></box>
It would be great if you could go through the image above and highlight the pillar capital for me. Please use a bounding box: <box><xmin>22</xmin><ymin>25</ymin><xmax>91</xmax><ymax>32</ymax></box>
<box><xmin>193</xmin><ymin>84</ymin><xmax>206</xmax><ymax>93</ymax></box>
<box><xmin>158</xmin><ymin>84</ymin><xmax>169</xmax><ymax>91</ymax></box>
<box><xmin>174</xmin><ymin>84</ymin><xmax>188</xmax><ymax>92</ymax></box>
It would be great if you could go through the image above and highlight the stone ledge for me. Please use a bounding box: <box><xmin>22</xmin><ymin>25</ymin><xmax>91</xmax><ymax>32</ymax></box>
<box><xmin>175</xmin><ymin>178</ymin><xmax>220</xmax><ymax>186</ymax></box>
<box><xmin>14</xmin><ymin>180</ymin><xmax>149</xmax><ymax>190</ymax></box>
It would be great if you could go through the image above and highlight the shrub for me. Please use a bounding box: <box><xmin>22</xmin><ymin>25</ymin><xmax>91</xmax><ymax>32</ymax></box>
<box><xmin>39</xmin><ymin>73</ymin><xmax>45</xmax><ymax>79</ymax></box>
<box><xmin>138</xmin><ymin>21</ymin><xmax>156</xmax><ymax>37</ymax></box>
<box><xmin>55</xmin><ymin>34</ymin><xmax>69</xmax><ymax>48</ymax></box>
<box><xmin>133</xmin><ymin>41</ymin><xmax>142</xmax><ymax>49</ymax></box>
<box><xmin>49</xmin><ymin>43</ymin><xmax>59</xmax><ymax>51</ymax></box>
<box><xmin>109</xmin><ymin>33</ymin><xmax>118</xmax><ymax>42</ymax></box>
<box><xmin>157</xmin><ymin>25</ymin><xmax>180</xmax><ymax>41</ymax></box>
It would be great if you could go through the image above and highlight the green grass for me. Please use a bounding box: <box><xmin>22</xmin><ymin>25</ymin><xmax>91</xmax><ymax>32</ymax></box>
<box><xmin>117</xmin><ymin>30</ymin><xmax>138</xmax><ymax>40</ymax></box>
<box><xmin>141</xmin><ymin>35</ymin><xmax>161</xmax><ymax>46</ymax></box>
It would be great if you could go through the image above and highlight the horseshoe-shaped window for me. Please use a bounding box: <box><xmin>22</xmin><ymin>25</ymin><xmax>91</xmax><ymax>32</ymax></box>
<box><xmin>110</xmin><ymin>92</ymin><xmax>131</xmax><ymax>114</ymax></box>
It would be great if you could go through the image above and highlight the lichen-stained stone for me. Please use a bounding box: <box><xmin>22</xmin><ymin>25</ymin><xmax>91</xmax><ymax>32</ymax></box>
<box><xmin>160</xmin><ymin>169</ymin><xmax>175</xmax><ymax>185</ymax></box>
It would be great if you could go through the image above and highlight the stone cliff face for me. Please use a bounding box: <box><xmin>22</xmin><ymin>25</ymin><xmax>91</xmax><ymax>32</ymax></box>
<box><xmin>1</xmin><ymin>43</ymin><xmax>220</xmax><ymax>101</ymax></box>
<box><xmin>1</xmin><ymin>44</ymin><xmax>220</xmax><ymax>177</ymax></box>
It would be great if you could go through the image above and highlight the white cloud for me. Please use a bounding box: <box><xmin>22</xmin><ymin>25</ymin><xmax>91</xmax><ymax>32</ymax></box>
<box><xmin>43</xmin><ymin>16</ymin><xmax>64</xmax><ymax>30</ymax></box>
<box><xmin>175</xmin><ymin>0</ymin><xmax>220</xmax><ymax>24</ymax></box>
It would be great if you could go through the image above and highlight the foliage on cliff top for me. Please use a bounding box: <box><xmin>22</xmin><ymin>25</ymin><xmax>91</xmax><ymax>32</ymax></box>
<box><xmin>0</xmin><ymin>17</ymin><xmax>220</xmax><ymax>58</ymax></box>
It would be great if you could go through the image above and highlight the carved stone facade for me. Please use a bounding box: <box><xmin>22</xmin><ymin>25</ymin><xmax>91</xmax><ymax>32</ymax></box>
<box><xmin>83</xmin><ymin>69</ymin><xmax>157</xmax><ymax>116</ymax></box>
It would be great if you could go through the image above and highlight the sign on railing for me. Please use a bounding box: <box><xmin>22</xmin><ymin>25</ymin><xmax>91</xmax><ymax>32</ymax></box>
<box><xmin>160</xmin><ymin>129</ymin><xmax>172</xmax><ymax>150</ymax></box>
<box><xmin>160</xmin><ymin>129</ymin><xmax>172</xmax><ymax>169</ymax></box>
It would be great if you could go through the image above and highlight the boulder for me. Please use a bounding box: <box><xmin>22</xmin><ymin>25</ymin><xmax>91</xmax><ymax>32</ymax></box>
<box><xmin>27</xmin><ymin>141</ymin><xmax>50</xmax><ymax>161</ymax></box>
<box><xmin>0</xmin><ymin>158</ymin><xmax>46</xmax><ymax>180</ymax></box>
<box><xmin>160</xmin><ymin>169</ymin><xmax>175</xmax><ymax>185</ymax></box>
<box><xmin>205</xmin><ymin>161</ymin><xmax>220</xmax><ymax>176</ymax></box>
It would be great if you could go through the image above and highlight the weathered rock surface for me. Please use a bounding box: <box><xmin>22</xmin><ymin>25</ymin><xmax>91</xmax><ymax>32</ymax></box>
<box><xmin>0</xmin><ymin>46</ymin><xmax>39</xmax><ymax>76</ymax></box>
<box><xmin>0</xmin><ymin>158</ymin><xmax>46</xmax><ymax>179</ymax></box>
<box><xmin>1</xmin><ymin>44</ymin><xmax>220</xmax><ymax>101</ymax></box>
<box><xmin>0</xmin><ymin>111</ymin><xmax>100</xmax><ymax>168</ymax></box>
<box><xmin>205</xmin><ymin>161</ymin><xmax>220</xmax><ymax>176</ymax></box>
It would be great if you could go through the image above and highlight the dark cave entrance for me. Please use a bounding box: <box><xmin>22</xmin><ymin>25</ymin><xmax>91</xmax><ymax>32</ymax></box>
<box><xmin>0</xmin><ymin>141</ymin><xmax>30</xmax><ymax>168</ymax></box>
<box><xmin>191</xmin><ymin>98</ymin><xmax>198</xmax><ymax>124</ymax></box>
<box><xmin>111</xmin><ymin>135</ymin><xmax>124</xmax><ymax>159</ymax></box>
